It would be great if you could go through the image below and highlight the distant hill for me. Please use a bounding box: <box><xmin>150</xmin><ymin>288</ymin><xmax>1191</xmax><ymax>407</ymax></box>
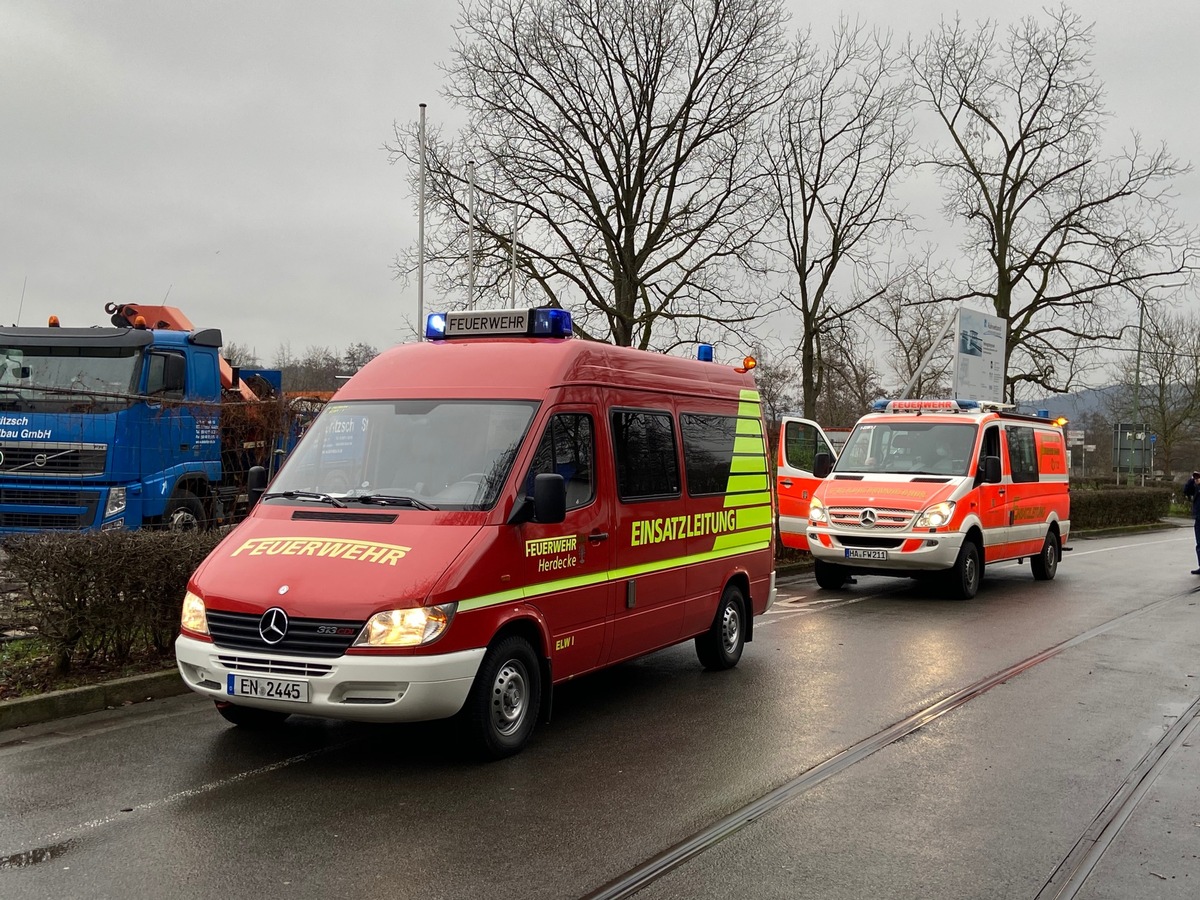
<box><xmin>1017</xmin><ymin>385</ymin><xmax>1122</xmax><ymax>420</ymax></box>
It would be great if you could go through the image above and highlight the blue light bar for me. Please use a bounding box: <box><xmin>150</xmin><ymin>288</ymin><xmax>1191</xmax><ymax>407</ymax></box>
<box><xmin>425</xmin><ymin>307</ymin><xmax>573</xmax><ymax>341</ymax></box>
<box><xmin>531</xmin><ymin>307</ymin><xmax>572</xmax><ymax>338</ymax></box>
<box><xmin>697</xmin><ymin>344</ymin><xmax>714</xmax><ymax>362</ymax></box>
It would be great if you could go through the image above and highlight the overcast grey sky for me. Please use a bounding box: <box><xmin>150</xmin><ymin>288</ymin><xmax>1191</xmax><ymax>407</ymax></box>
<box><xmin>2</xmin><ymin>1</ymin><xmax>1196</xmax><ymax>358</ymax></box>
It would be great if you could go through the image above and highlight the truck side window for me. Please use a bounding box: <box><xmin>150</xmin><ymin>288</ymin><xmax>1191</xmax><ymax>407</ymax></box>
<box><xmin>145</xmin><ymin>352</ymin><xmax>186</xmax><ymax>400</ymax></box>
<box><xmin>611</xmin><ymin>409</ymin><xmax>680</xmax><ymax>500</ymax></box>
<box><xmin>783</xmin><ymin>420</ymin><xmax>832</xmax><ymax>474</ymax></box>
<box><xmin>1005</xmin><ymin>425</ymin><xmax>1039</xmax><ymax>483</ymax></box>
<box><xmin>526</xmin><ymin>414</ymin><xmax>594</xmax><ymax>509</ymax></box>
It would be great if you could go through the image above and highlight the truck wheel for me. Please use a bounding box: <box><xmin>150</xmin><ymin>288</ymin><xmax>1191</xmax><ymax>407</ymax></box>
<box><xmin>946</xmin><ymin>540</ymin><xmax>982</xmax><ymax>600</ymax></box>
<box><xmin>214</xmin><ymin>701</ymin><xmax>290</xmax><ymax>729</ymax></box>
<box><xmin>461</xmin><ymin>635</ymin><xmax>541</xmax><ymax>760</ymax></box>
<box><xmin>695</xmin><ymin>583</ymin><xmax>746</xmax><ymax>670</ymax></box>
<box><xmin>165</xmin><ymin>489</ymin><xmax>206</xmax><ymax>531</ymax></box>
<box><xmin>1031</xmin><ymin>531</ymin><xmax>1059</xmax><ymax>581</ymax></box>
<box><xmin>814</xmin><ymin>559</ymin><xmax>849</xmax><ymax>591</ymax></box>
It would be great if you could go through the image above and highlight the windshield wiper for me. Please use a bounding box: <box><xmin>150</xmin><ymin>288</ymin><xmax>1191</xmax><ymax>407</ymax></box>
<box><xmin>261</xmin><ymin>490</ymin><xmax>347</xmax><ymax>508</ymax></box>
<box><xmin>346</xmin><ymin>493</ymin><xmax>438</xmax><ymax>511</ymax></box>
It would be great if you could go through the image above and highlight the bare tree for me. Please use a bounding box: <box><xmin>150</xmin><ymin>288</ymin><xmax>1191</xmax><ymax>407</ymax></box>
<box><xmin>222</xmin><ymin>342</ymin><xmax>261</xmax><ymax>368</ymax></box>
<box><xmin>1109</xmin><ymin>303</ymin><xmax>1200</xmax><ymax>478</ymax></box>
<box><xmin>387</xmin><ymin>0</ymin><xmax>797</xmax><ymax>349</ymax></box>
<box><xmin>812</xmin><ymin>320</ymin><xmax>884</xmax><ymax>425</ymax></box>
<box><xmin>766</xmin><ymin>18</ymin><xmax>914</xmax><ymax>417</ymax></box>
<box><xmin>910</xmin><ymin>6</ymin><xmax>1198</xmax><ymax>400</ymax></box>
<box><xmin>867</xmin><ymin>261</ymin><xmax>955</xmax><ymax>398</ymax></box>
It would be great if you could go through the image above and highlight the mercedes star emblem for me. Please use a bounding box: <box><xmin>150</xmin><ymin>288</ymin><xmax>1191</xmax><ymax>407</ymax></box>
<box><xmin>259</xmin><ymin>607</ymin><xmax>289</xmax><ymax>644</ymax></box>
<box><xmin>859</xmin><ymin>508</ymin><xmax>878</xmax><ymax>527</ymax></box>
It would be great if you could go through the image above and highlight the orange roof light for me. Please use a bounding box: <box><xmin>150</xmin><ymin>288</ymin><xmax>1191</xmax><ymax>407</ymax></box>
<box><xmin>47</xmin><ymin>315</ymin><xmax>60</xmax><ymax>327</ymax></box>
<box><xmin>134</xmin><ymin>315</ymin><xmax>148</xmax><ymax>330</ymax></box>
<box><xmin>735</xmin><ymin>355</ymin><xmax>757</xmax><ymax>374</ymax></box>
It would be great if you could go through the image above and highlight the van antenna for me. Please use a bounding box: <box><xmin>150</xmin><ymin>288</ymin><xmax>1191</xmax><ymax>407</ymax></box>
<box><xmin>16</xmin><ymin>275</ymin><xmax>26</xmax><ymax>325</ymax></box>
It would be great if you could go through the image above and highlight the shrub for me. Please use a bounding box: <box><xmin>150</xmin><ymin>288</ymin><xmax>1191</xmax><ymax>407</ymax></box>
<box><xmin>2</xmin><ymin>529</ymin><xmax>229</xmax><ymax>674</ymax></box>
<box><xmin>1069</xmin><ymin>487</ymin><xmax>1171</xmax><ymax>531</ymax></box>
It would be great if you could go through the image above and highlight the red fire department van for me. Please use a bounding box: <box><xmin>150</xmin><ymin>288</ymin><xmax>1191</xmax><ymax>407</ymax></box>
<box><xmin>795</xmin><ymin>398</ymin><xmax>1070</xmax><ymax>599</ymax></box>
<box><xmin>175</xmin><ymin>308</ymin><xmax>776</xmax><ymax>757</ymax></box>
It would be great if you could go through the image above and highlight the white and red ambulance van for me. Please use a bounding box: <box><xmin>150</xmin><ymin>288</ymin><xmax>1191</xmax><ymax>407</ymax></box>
<box><xmin>797</xmin><ymin>399</ymin><xmax>1070</xmax><ymax>599</ymax></box>
<box><xmin>175</xmin><ymin>308</ymin><xmax>775</xmax><ymax>757</ymax></box>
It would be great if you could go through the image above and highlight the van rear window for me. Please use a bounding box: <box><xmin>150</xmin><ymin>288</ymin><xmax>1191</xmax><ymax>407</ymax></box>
<box><xmin>612</xmin><ymin>409</ymin><xmax>680</xmax><ymax>500</ymax></box>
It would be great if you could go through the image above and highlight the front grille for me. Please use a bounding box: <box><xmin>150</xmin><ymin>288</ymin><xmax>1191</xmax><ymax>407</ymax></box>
<box><xmin>0</xmin><ymin>442</ymin><xmax>107</xmax><ymax>476</ymax></box>
<box><xmin>216</xmin><ymin>654</ymin><xmax>335</xmax><ymax>677</ymax></box>
<box><xmin>292</xmin><ymin>510</ymin><xmax>398</xmax><ymax>523</ymax></box>
<box><xmin>0</xmin><ymin>489</ymin><xmax>100</xmax><ymax>530</ymax></box>
<box><xmin>206</xmin><ymin>609</ymin><xmax>364</xmax><ymax>658</ymax></box>
<box><xmin>828</xmin><ymin>506</ymin><xmax>915</xmax><ymax>530</ymax></box>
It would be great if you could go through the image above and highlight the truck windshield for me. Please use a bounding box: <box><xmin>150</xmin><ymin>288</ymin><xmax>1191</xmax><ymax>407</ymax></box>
<box><xmin>0</xmin><ymin>345</ymin><xmax>141</xmax><ymax>412</ymax></box>
<box><xmin>835</xmin><ymin>421</ymin><xmax>979</xmax><ymax>477</ymax></box>
<box><xmin>267</xmin><ymin>399</ymin><xmax>539</xmax><ymax>511</ymax></box>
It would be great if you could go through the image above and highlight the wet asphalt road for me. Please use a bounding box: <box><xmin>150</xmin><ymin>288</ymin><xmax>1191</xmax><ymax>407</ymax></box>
<box><xmin>2</xmin><ymin>528</ymin><xmax>1199</xmax><ymax>900</ymax></box>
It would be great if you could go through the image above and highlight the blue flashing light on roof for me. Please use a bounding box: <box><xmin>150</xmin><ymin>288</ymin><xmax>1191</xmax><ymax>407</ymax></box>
<box><xmin>424</xmin><ymin>307</ymin><xmax>573</xmax><ymax>341</ymax></box>
<box><xmin>531</xmin><ymin>307</ymin><xmax>572</xmax><ymax>338</ymax></box>
<box><xmin>697</xmin><ymin>344</ymin><xmax>714</xmax><ymax>362</ymax></box>
<box><xmin>872</xmin><ymin>398</ymin><xmax>984</xmax><ymax>413</ymax></box>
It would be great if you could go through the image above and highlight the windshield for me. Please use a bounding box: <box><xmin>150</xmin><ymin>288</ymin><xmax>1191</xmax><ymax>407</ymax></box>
<box><xmin>267</xmin><ymin>399</ymin><xmax>539</xmax><ymax>510</ymax></box>
<box><xmin>835</xmin><ymin>421</ymin><xmax>979</xmax><ymax>476</ymax></box>
<box><xmin>0</xmin><ymin>345</ymin><xmax>141</xmax><ymax>412</ymax></box>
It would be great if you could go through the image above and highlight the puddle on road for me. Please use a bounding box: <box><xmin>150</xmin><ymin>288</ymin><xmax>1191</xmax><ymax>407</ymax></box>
<box><xmin>0</xmin><ymin>840</ymin><xmax>73</xmax><ymax>870</ymax></box>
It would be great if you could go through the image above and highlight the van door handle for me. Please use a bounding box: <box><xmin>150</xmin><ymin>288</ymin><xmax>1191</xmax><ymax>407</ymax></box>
<box><xmin>588</xmin><ymin>532</ymin><xmax>609</xmax><ymax>542</ymax></box>
<box><xmin>780</xmin><ymin>479</ymin><xmax>793</xmax><ymax>488</ymax></box>
<box><xmin>997</xmin><ymin>489</ymin><xmax>1006</xmax><ymax>496</ymax></box>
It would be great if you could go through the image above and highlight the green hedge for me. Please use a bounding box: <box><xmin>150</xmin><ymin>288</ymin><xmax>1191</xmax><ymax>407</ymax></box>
<box><xmin>1070</xmin><ymin>487</ymin><xmax>1172</xmax><ymax>531</ymax></box>
<box><xmin>3</xmin><ymin>529</ymin><xmax>228</xmax><ymax>674</ymax></box>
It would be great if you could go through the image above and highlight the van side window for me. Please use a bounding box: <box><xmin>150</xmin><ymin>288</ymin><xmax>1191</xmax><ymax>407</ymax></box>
<box><xmin>525</xmin><ymin>414</ymin><xmax>594</xmax><ymax>509</ymax></box>
<box><xmin>980</xmin><ymin>425</ymin><xmax>1001</xmax><ymax>471</ymax></box>
<box><xmin>682</xmin><ymin>413</ymin><xmax>767</xmax><ymax>496</ymax></box>
<box><xmin>783</xmin><ymin>420</ymin><xmax>833</xmax><ymax>473</ymax></box>
<box><xmin>611</xmin><ymin>409</ymin><xmax>680</xmax><ymax>500</ymax></box>
<box><xmin>145</xmin><ymin>352</ymin><xmax>185</xmax><ymax>400</ymax></box>
<box><xmin>1006</xmin><ymin>425</ymin><xmax>1039</xmax><ymax>483</ymax></box>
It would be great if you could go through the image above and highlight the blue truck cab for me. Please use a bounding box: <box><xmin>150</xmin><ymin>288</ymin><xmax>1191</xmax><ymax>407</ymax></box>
<box><xmin>0</xmin><ymin>321</ymin><xmax>260</xmax><ymax>531</ymax></box>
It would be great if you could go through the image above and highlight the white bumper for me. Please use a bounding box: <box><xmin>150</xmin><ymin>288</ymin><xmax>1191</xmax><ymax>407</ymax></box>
<box><xmin>175</xmin><ymin>634</ymin><xmax>486</xmax><ymax>724</ymax></box>
<box><xmin>806</xmin><ymin>528</ymin><xmax>966</xmax><ymax>572</ymax></box>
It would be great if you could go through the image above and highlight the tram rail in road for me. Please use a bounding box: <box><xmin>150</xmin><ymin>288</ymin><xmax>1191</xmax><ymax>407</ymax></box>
<box><xmin>579</xmin><ymin>583</ymin><xmax>1200</xmax><ymax>900</ymax></box>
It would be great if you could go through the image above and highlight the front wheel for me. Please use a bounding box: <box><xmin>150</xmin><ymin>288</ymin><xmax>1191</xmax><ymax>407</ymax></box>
<box><xmin>695</xmin><ymin>583</ymin><xmax>746</xmax><ymax>670</ymax></box>
<box><xmin>1031</xmin><ymin>531</ymin><xmax>1060</xmax><ymax>581</ymax></box>
<box><xmin>165</xmin><ymin>488</ymin><xmax>207</xmax><ymax>531</ymax></box>
<box><xmin>814</xmin><ymin>559</ymin><xmax>849</xmax><ymax>591</ymax></box>
<box><xmin>460</xmin><ymin>635</ymin><xmax>541</xmax><ymax>760</ymax></box>
<box><xmin>945</xmin><ymin>540</ymin><xmax>982</xmax><ymax>600</ymax></box>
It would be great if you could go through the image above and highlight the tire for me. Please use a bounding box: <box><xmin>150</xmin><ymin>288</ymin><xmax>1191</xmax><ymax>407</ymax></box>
<box><xmin>165</xmin><ymin>488</ymin><xmax>206</xmax><ymax>531</ymax></box>
<box><xmin>945</xmin><ymin>539</ymin><xmax>982</xmax><ymax>600</ymax></box>
<box><xmin>1031</xmin><ymin>530</ymin><xmax>1060</xmax><ymax>581</ymax></box>
<box><xmin>214</xmin><ymin>701</ymin><xmax>290</xmax><ymax>729</ymax></box>
<box><xmin>460</xmin><ymin>635</ymin><xmax>541</xmax><ymax>760</ymax></box>
<box><xmin>814</xmin><ymin>559</ymin><xmax>849</xmax><ymax>591</ymax></box>
<box><xmin>695</xmin><ymin>583</ymin><xmax>746</xmax><ymax>671</ymax></box>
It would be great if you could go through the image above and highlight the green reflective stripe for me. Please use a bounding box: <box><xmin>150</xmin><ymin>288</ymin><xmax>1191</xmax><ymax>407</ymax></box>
<box><xmin>736</xmin><ymin>418</ymin><xmax>763</xmax><ymax>436</ymax></box>
<box><xmin>688</xmin><ymin>540</ymin><xmax>771</xmax><ymax>564</ymax></box>
<box><xmin>729</xmin><ymin>455</ymin><xmax>768</xmax><ymax>474</ymax></box>
<box><xmin>733</xmin><ymin>436</ymin><xmax>765</xmax><ymax>455</ymax></box>
<box><xmin>739</xmin><ymin>389</ymin><xmax>761</xmax><ymax>402</ymax></box>
<box><xmin>727</xmin><ymin>473</ymin><xmax>768</xmax><ymax>493</ymax></box>
<box><xmin>457</xmin><ymin>587</ymin><xmax>527</xmax><ymax>613</ymax></box>
<box><xmin>735</xmin><ymin>505</ymin><xmax>774</xmax><ymax>528</ymax></box>
<box><xmin>724</xmin><ymin>491</ymin><xmax>771</xmax><ymax>508</ymax></box>
<box><xmin>713</xmin><ymin>526</ymin><xmax>774</xmax><ymax>551</ymax></box>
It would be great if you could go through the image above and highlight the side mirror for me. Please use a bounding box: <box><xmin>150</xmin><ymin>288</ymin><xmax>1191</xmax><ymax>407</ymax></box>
<box><xmin>813</xmin><ymin>452</ymin><xmax>833</xmax><ymax>479</ymax></box>
<box><xmin>533</xmin><ymin>473</ymin><xmax>566</xmax><ymax>524</ymax></box>
<box><xmin>247</xmin><ymin>465</ymin><xmax>268</xmax><ymax>509</ymax></box>
<box><xmin>981</xmin><ymin>455</ymin><xmax>1002</xmax><ymax>484</ymax></box>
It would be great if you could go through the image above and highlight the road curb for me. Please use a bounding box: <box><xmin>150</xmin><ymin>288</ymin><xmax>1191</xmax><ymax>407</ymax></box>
<box><xmin>0</xmin><ymin>669</ymin><xmax>189</xmax><ymax>733</ymax></box>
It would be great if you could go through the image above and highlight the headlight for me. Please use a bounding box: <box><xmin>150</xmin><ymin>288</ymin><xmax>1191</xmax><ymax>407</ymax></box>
<box><xmin>353</xmin><ymin>602</ymin><xmax>457</xmax><ymax>647</ymax></box>
<box><xmin>914</xmin><ymin>501</ymin><xmax>956</xmax><ymax>529</ymax></box>
<box><xmin>808</xmin><ymin>497</ymin><xmax>828</xmax><ymax>524</ymax></box>
<box><xmin>181</xmin><ymin>590</ymin><xmax>209</xmax><ymax>635</ymax></box>
<box><xmin>105</xmin><ymin>486</ymin><xmax>127</xmax><ymax>517</ymax></box>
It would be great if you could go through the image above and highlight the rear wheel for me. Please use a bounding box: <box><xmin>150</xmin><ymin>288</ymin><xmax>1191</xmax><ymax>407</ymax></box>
<box><xmin>695</xmin><ymin>583</ymin><xmax>746</xmax><ymax>670</ymax></box>
<box><xmin>214</xmin><ymin>701</ymin><xmax>290</xmax><ymax>729</ymax></box>
<box><xmin>945</xmin><ymin>539</ymin><xmax>982</xmax><ymax>600</ymax></box>
<box><xmin>460</xmin><ymin>635</ymin><xmax>541</xmax><ymax>760</ymax></box>
<box><xmin>165</xmin><ymin>488</ymin><xmax>206</xmax><ymax>531</ymax></box>
<box><xmin>1031</xmin><ymin>531</ymin><xmax>1060</xmax><ymax>581</ymax></box>
<box><xmin>814</xmin><ymin>559</ymin><xmax>849</xmax><ymax>591</ymax></box>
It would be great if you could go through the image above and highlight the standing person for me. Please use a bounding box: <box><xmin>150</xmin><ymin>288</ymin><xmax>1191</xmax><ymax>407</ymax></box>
<box><xmin>1186</xmin><ymin>471</ymin><xmax>1200</xmax><ymax>574</ymax></box>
